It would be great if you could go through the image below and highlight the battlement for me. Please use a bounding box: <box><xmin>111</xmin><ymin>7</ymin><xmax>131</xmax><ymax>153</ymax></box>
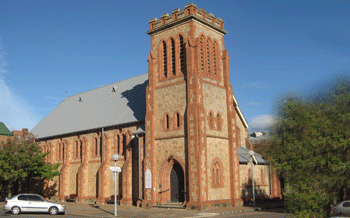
<box><xmin>148</xmin><ymin>3</ymin><xmax>226</xmax><ymax>34</ymax></box>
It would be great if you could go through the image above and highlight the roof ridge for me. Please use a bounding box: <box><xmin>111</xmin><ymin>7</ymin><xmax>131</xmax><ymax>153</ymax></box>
<box><xmin>66</xmin><ymin>73</ymin><xmax>148</xmax><ymax>99</ymax></box>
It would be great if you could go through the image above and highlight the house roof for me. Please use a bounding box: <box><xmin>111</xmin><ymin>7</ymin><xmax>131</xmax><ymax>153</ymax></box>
<box><xmin>0</xmin><ymin>122</ymin><xmax>13</xmax><ymax>136</ymax></box>
<box><xmin>31</xmin><ymin>73</ymin><xmax>148</xmax><ymax>139</ymax></box>
<box><xmin>238</xmin><ymin>146</ymin><xmax>269</xmax><ymax>165</ymax></box>
<box><xmin>249</xmin><ymin>135</ymin><xmax>272</xmax><ymax>144</ymax></box>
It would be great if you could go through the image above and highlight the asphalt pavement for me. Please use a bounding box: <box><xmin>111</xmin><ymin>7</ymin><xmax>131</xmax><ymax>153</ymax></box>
<box><xmin>1</xmin><ymin>200</ymin><xmax>285</xmax><ymax>218</ymax></box>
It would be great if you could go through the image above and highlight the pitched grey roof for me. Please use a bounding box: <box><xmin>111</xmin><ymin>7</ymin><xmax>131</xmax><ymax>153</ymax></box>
<box><xmin>31</xmin><ymin>73</ymin><xmax>148</xmax><ymax>139</ymax></box>
<box><xmin>238</xmin><ymin>146</ymin><xmax>269</xmax><ymax>165</ymax></box>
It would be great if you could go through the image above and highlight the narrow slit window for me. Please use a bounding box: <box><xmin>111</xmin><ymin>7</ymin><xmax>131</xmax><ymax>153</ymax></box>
<box><xmin>171</xmin><ymin>38</ymin><xmax>175</xmax><ymax>76</ymax></box>
<box><xmin>62</xmin><ymin>144</ymin><xmax>65</xmax><ymax>161</ymax></box>
<box><xmin>209</xmin><ymin>112</ymin><xmax>214</xmax><ymax>129</ymax></box>
<box><xmin>180</xmin><ymin>35</ymin><xmax>186</xmax><ymax>74</ymax></box>
<box><xmin>95</xmin><ymin>138</ymin><xmax>98</xmax><ymax>157</ymax></box>
<box><xmin>166</xmin><ymin>114</ymin><xmax>170</xmax><ymax>129</ymax></box>
<box><xmin>217</xmin><ymin>113</ymin><xmax>221</xmax><ymax>130</ymax></box>
<box><xmin>80</xmin><ymin>140</ymin><xmax>82</xmax><ymax>159</ymax></box>
<box><xmin>75</xmin><ymin>141</ymin><xmax>79</xmax><ymax>158</ymax></box>
<box><xmin>58</xmin><ymin>144</ymin><xmax>61</xmax><ymax>160</ymax></box>
<box><xmin>207</xmin><ymin>39</ymin><xmax>211</xmax><ymax>75</ymax></box>
<box><xmin>117</xmin><ymin>135</ymin><xmax>121</xmax><ymax>155</ymax></box>
<box><xmin>163</xmin><ymin>41</ymin><xmax>167</xmax><ymax>78</ymax></box>
<box><xmin>200</xmin><ymin>37</ymin><xmax>204</xmax><ymax>73</ymax></box>
<box><xmin>176</xmin><ymin>112</ymin><xmax>180</xmax><ymax>128</ymax></box>
<box><xmin>213</xmin><ymin>42</ymin><xmax>217</xmax><ymax>75</ymax></box>
<box><xmin>216</xmin><ymin>167</ymin><xmax>219</xmax><ymax>185</ymax></box>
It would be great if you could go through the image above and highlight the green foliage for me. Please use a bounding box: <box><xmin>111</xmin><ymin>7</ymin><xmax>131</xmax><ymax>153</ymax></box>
<box><xmin>266</xmin><ymin>78</ymin><xmax>350</xmax><ymax>217</ymax></box>
<box><xmin>0</xmin><ymin>133</ymin><xmax>60</xmax><ymax>196</ymax></box>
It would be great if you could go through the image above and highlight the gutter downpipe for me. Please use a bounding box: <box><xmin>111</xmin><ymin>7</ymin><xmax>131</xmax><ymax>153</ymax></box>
<box><xmin>251</xmin><ymin>158</ymin><xmax>255</xmax><ymax>206</ymax></box>
<box><xmin>135</xmin><ymin>134</ymin><xmax>143</xmax><ymax>204</ymax></box>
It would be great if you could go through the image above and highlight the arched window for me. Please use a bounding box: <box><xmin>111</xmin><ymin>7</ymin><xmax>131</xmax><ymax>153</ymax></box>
<box><xmin>171</xmin><ymin>38</ymin><xmax>175</xmax><ymax>76</ymax></box>
<box><xmin>200</xmin><ymin>36</ymin><xmax>204</xmax><ymax>73</ymax></box>
<box><xmin>213</xmin><ymin>41</ymin><xmax>217</xmax><ymax>75</ymax></box>
<box><xmin>163</xmin><ymin>41</ymin><xmax>167</xmax><ymax>78</ymax></box>
<box><xmin>207</xmin><ymin>39</ymin><xmax>211</xmax><ymax>75</ymax></box>
<box><xmin>180</xmin><ymin>35</ymin><xmax>186</xmax><ymax>74</ymax></box>
<box><xmin>211</xmin><ymin>158</ymin><xmax>224</xmax><ymax>188</ymax></box>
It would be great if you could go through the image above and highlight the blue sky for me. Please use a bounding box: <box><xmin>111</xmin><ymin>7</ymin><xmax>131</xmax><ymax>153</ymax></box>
<box><xmin>0</xmin><ymin>0</ymin><xmax>349</xmax><ymax>132</ymax></box>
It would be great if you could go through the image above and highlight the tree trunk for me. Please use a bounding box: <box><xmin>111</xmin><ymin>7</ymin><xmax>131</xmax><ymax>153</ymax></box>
<box><xmin>7</xmin><ymin>182</ymin><xmax>12</xmax><ymax>198</ymax></box>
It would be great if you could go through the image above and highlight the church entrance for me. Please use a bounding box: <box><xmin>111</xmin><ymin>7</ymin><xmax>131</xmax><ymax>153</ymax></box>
<box><xmin>170</xmin><ymin>163</ymin><xmax>184</xmax><ymax>202</ymax></box>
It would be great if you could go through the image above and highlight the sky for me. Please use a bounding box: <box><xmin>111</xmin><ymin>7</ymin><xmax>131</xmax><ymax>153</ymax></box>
<box><xmin>0</xmin><ymin>0</ymin><xmax>349</xmax><ymax>133</ymax></box>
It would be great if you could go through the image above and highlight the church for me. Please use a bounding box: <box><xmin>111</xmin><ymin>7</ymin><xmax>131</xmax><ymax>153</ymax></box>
<box><xmin>31</xmin><ymin>3</ymin><xmax>281</xmax><ymax>209</ymax></box>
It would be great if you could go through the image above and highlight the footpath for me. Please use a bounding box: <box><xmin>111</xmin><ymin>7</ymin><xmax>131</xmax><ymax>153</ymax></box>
<box><xmin>1</xmin><ymin>200</ymin><xmax>284</xmax><ymax>217</ymax></box>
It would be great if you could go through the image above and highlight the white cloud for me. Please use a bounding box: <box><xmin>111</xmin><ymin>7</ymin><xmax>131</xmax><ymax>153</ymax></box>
<box><xmin>0</xmin><ymin>41</ymin><xmax>39</xmax><ymax>131</ymax></box>
<box><xmin>249</xmin><ymin>114</ymin><xmax>276</xmax><ymax>132</ymax></box>
<box><xmin>248</xmin><ymin>101</ymin><xmax>262</xmax><ymax>105</ymax></box>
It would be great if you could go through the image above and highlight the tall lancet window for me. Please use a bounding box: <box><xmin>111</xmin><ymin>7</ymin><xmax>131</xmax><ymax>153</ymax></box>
<box><xmin>200</xmin><ymin>36</ymin><xmax>204</xmax><ymax>73</ymax></box>
<box><xmin>171</xmin><ymin>38</ymin><xmax>175</xmax><ymax>76</ymax></box>
<box><xmin>213</xmin><ymin>41</ymin><xmax>217</xmax><ymax>75</ymax></box>
<box><xmin>163</xmin><ymin>41</ymin><xmax>167</xmax><ymax>78</ymax></box>
<box><xmin>180</xmin><ymin>35</ymin><xmax>186</xmax><ymax>74</ymax></box>
<box><xmin>207</xmin><ymin>39</ymin><xmax>211</xmax><ymax>75</ymax></box>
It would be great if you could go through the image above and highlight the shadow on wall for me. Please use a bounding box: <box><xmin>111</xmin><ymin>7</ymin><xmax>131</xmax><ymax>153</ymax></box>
<box><xmin>241</xmin><ymin>178</ymin><xmax>268</xmax><ymax>204</ymax></box>
<box><xmin>121</xmin><ymin>80</ymin><xmax>148</xmax><ymax>122</ymax></box>
<box><xmin>0</xmin><ymin>178</ymin><xmax>58</xmax><ymax>200</ymax></box>
<box><xmin>44</xmin><ymin>181</ymin><xmax>58</xmax><ymax>199</ymax></box>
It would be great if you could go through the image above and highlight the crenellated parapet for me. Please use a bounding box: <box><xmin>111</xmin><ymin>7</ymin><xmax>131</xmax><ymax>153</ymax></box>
<box><xmin>148</xmin><ymin>3</ymin><xmax>226</xmax><ymax>35</ymax></box>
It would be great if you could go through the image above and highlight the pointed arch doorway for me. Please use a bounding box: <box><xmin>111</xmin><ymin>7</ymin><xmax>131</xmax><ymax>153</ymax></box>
<box><xmin>170</xmin><ymin>163</ymin><xmax>184</xmax><ymax>202</ymax></box>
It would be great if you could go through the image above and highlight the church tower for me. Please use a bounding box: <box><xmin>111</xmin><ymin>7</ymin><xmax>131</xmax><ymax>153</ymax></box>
<box><xmin>144</xmin><ymin>3</ymin><xmax>243</xmax><ymax>209</ymax></box>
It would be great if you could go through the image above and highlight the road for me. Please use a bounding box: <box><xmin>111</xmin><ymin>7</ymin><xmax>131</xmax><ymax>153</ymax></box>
<box><xmin>217</xmin><ymin>208</ymin><xmax>294</xmax><ymax>218</ymax></box>
<box><xmin>1</xmin><ymin>208</ymin><xmax>293</xmax><ymax>218</ymax></box>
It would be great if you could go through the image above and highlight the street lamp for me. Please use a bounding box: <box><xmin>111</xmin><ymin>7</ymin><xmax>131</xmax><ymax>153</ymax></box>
<box><xmin>112</xmin><ymin>153</ymin><xmax>120</xmax><ymax>217</ymax></box>
<box><xmin>249</xmin><ymin>150</ymin><xmax>256</xmax><ymax>207</ymax></box>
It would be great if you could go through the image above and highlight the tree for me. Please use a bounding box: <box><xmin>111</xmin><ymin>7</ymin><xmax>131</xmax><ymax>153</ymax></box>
<box><xmin>266</xmin><ymin>77</ymin><xmax>350</xmax><ymax>217</ymax></box>
<box><xmin>0</xmin><ymin>133</ymin><xmax>60</xmax><ymax>198</ymax></box>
